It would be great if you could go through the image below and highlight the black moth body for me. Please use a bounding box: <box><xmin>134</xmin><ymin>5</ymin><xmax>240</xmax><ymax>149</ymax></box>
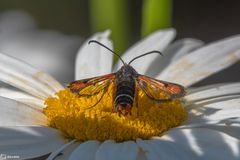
<box><xmin>115</xmin><ymin>65</ymin><xmax>137</xmax><ymax>115</ymax></box>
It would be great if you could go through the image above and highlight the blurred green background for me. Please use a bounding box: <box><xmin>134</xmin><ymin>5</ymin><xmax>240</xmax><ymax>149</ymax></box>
<box><xmin>0</xmin><ymin>0</ymin><xmax>239</xmax><ymax>85</ymax></box>
<box><xmin>1</xmin><ymin>0</ymin><xmax>239</xmax><ymax>50</ymax></box>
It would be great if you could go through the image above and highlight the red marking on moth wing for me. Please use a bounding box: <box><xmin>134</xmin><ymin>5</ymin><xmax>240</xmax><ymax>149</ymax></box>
<box><xmin>69</xmin><ymin>82</ymin><xmax>87</xmax><ymax>90</ymax></box>
<box><xmin>165</xmin><ymin>84</ymin><xmax>184</xmax><ymax>94</ymax></box>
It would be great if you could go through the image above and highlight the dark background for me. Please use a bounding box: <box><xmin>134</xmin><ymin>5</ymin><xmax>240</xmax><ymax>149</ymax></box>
<box><xmin>0</xmin><ymin>0</ymin><xmax>239</xmax><ymax>42</ymax></box>
<box><xmin>0</xmin><ymin>0</ymin><xmax>239</xmax><ymax>86</ymax></box>
<box><xmin>173</xmin><ymin>0</ymin><xmax>240</xmax><ymax>86</ymax></box>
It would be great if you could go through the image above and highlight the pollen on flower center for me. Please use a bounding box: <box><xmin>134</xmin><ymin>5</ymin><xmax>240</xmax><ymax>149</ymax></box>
<box><xmin>43</xmin><ymin>84</ymin><xmax>187</xmax><ymax>142</ymax></box>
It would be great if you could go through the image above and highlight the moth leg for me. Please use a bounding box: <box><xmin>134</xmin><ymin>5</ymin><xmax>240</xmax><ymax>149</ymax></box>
<box><xmin>134</xmin><ymin>82</ymin><xmax>139</xmax><ymax>116</ymax></box>
<box><xmin>78</xmin><ymin>90</ymin><xmax>102</xmax><ymax>97</ymax></box>
<box><xmin>111</xmin><ymin>81</ymin><xmax>117</xmax><ymax>113</ymax></box>
<box><xmin>85</xmin><ymin>81</ymin><xmax>110</xmax><ymax>110</ymax></box>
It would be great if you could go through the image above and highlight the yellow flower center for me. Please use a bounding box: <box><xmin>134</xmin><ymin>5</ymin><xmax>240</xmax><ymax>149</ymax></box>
<box><xmin>44</xmin><ymin>84</ymin><xmax>187</xmax><ymax>142</ymax></box>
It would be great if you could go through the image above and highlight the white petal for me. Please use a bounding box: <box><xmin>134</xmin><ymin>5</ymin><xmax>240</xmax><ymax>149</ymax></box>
<box><xmin>186</xmin><ymin>98</ymin><xmax>240</xmax><ymax>125</ymax></box>
<box><xmin>0</xmin><ymin>52</ymin><xmax>63</xmax><ymax>99</ymax></box>
<box><xmin>68</xmin><ymin>141</ymin><xmax>100</xmax><ymax>160</ymax></box>
<box><xmin>170</xmin><ymin>39</ymin><xmax>204</xmax><ymax>62</ymax></box>
<box><xmin>0</xmin><ymin>126</ymin><xmax>65</xmax><ymax>159</ymax></box>
<box><xmin>114</xmin><ymin>28</ymin><xmax>176</xmax><ymax>74</ymax></box>
<box><xmin>136</xmin><ymin>139</ymin><xmax>190</xmax><ymax>160</ymax></box>
<box><xmin>146</xmin><ymin>38</ymin><xmax>204</xmax><ymax>77</ymax></box>
<box><xmin>75</xmin><ymin>30</ymin><xmax>113</xmax><ymax>80</ymax></box>
<box><xmin>180</xmin><ymin>119</ymin><xmax>240</xmax><ymax>139</ymax></box>
<box><xmin>0</xmin><ymin>87</ymin><xmax>45</xmax><ymax>109</ymax></box>
<box><xmin>96</xmin><ymin>140</ymin><xmax>138</xmax><ymax>160</ymax></box>
<box><xmin>169</xmin><ymin>128</ymin><xmax>240</xmax><ymax>159</ymax></box>
<box><xmin>181</xmin><ymin>118</ymin><xmax>240</xmax><ymax>129</ymax></box>
<box><xmin>47</xmin><ymin>140</ymin><xmax>79</xmax><ymax>160</ymax></box>
<box><xmin>0</xmin><ymin>96</ymin><xmax>47</xmax><ymax>126</ymax></box>
<box><xmin>139</xmin><ymin>128</ymin><xmax>240</xmax><ymax>160</ymax></box>
<box><xmin>158</xmin><ymin>35</ymin><xmax>240</xmax><ymax>86</ymax></box>
<box><xmin>186</xmin><ymin>83</ymin><xmax>240</xmax><ymax>102</ymax></box>
<box><xmin>33</xmin><ymin>71</ymin><xmax>64</xmax><ymax>92</ymax></box>
<box><xmin>202</xmin><ymin>123</ymin><xmax>240</xmax><ymax>140</ymax></box>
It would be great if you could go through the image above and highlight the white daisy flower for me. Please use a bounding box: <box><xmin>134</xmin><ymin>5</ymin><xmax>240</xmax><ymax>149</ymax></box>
<box><xmin>0</xmin><ymin>29</ymin><xmax>240</xmax><ymax>160</ymax></box>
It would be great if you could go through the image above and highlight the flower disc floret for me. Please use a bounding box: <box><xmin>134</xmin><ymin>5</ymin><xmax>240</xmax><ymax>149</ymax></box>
<box><xmin>44</xmin><ymin>84</ymin><xmax>187</xmax><ymax>142</ymax></box>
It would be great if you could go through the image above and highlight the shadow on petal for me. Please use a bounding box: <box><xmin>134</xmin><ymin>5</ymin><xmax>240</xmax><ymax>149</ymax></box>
<box><xmin>0</xmin><ymin>126</ymin><xmax>65</xmax><ymax>160</ymax></box>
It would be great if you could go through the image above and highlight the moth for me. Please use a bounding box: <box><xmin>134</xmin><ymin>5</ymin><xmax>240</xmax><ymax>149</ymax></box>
<box><xmin>68</xmin><ymin>40</ymin><xmax>185</xmax><ymax>116</ymax></box>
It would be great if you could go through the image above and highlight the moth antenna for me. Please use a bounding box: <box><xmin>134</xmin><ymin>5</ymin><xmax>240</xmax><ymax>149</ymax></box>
<box><xmin>128</xmin><ymin>50</ymin><xmax>163</xmax><ymax>65</ymax></box>
<box><xmin>88</xmin><ymin>40</ymin><xmax>125</xmax><ymax>65</ymax></box>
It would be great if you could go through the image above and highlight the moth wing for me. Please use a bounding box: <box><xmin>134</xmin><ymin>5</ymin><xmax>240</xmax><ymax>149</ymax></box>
<box><xmin>67</xmin><ymin>73</ymin><xmax>116</xmax><ymax>108</ymax></box>
<box><xmin>68</xmin><ymin>73</ymin><xmax>115</xmax><ymax>96</ymax></box>
<box><xmin>137</xmin><ymin>75</ymin><xmax>185</xmax><ymax>102</ymax></box>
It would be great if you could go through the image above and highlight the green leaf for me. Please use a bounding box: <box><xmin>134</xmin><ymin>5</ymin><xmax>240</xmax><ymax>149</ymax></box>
<box><xmin>89</xmin><ymin>0</ymin><xmax>130</xmax><ymax>54</ymax></box>
<box><xmin>142</xmin><ymin>0</ymin><xmax>172</xmax><ymax>37</ymax></box>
